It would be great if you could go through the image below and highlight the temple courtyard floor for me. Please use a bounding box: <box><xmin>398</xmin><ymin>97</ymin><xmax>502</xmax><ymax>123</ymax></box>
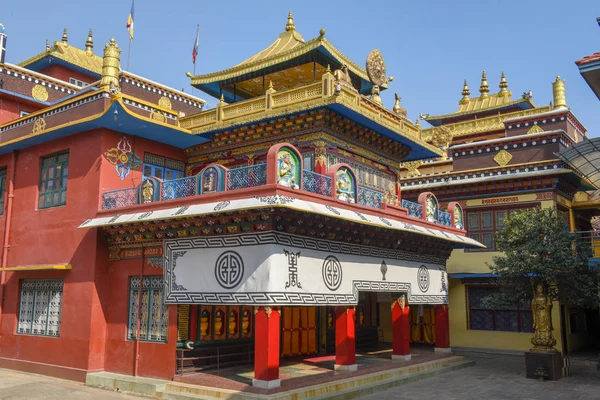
<box><xmin>0</xmin><ymin>351</ymin><xmax>598</xmax><ymax>399</ymax></box>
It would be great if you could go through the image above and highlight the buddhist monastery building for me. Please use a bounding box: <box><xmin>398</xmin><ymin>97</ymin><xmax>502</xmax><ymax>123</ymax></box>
<box><xmin>0</xmin><ymin>13</ymin><xmax>595</xmax><ymax>392</ymax></box>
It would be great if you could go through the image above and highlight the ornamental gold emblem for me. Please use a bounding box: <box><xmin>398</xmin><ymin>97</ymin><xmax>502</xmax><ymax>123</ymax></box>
<box><xmin>32</xmin><ymin>117</ymin><xmax>46</xmax><ymax>134</ymax></box>
<box><xmin>366</xmin><ymin>49</ymin><xmax>386</xmax><ymax>86</ymax></box>
<box><xmin>158</xmin><ymin>96</ymin><xmax>172</xmax><ymax>110</ymax></box>
<box><xmin>494</xmin><ymin>150</ymin><xmax>513</xmax><ymax>167</ymax></box>
<box><xmin>32</xmin><ymin>85</ymin><xmax>49</xmax><ymax>102</ymax></box>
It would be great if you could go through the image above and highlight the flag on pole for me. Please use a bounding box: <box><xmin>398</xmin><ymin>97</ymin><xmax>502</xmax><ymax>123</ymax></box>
<box><xmin>192</xmin><ymin>25</ymin><xmax>199</xmax><ymax>64</ymax></box>
<box><xmin>126</xmin><ymin>0</ymin><xmax>135</xmax><ymax>40</ymax></box>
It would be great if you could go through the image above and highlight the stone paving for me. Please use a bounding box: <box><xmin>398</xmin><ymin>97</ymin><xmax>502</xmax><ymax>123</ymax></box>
<box><xmin>0</xmin><ymin>368</ymin><xmax>140</xmax><ymax>400</ymax></box>
<box><xmin>360</xmin><ymin>352</ymin><xmax>600</xmax><ymax>400</ymax></box>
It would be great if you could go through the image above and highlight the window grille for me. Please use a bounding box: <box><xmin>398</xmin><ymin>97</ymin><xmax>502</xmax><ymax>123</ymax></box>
<box><xmin>127</xmin><ymin>276</ymin><xmax>169</xmax><ymax>342</ymax></box>
<box><xmin>468</xmin><ymin>286</ymin><xmax>532</xmax><ymax>333</ymax></box>
<box><xmin>17</xmin><ymin>279</ymin><xmax>63</xmax><ymax>337</ymax></box>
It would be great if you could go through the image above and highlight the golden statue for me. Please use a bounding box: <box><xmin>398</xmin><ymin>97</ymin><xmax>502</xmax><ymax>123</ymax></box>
<box><xmin>333</xmin><ymin>64</ymin><xmax>353</xmax><ymax>89</ymax></box>
<box><xmin>383</xmin><ymin>182</ymin><xmax>399</xmax><ymax>206</ymax></box>
<box><xmin>530</xmin><ymin>284</ymin><xmax>557</xmax><ymax>352</ymax></box>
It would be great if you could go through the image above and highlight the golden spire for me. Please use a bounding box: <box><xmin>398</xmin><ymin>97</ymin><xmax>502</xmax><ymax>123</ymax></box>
<box><xmin>285</xmin><ymin>11</ymin><xmax>295</xmax><ymax>32</ymax></box>
<box><xmin>459</xmin><ymin>79</ymin><xmax>470</xmax><ymax>104</ymax></box>
<box><xmin>85</xmin><ymin>29</ymin><xmax>94</xmax><ymax>53</ymax></box>
<box><xmin>552</xmin><ymin>76</ymin><xmax>567</xmax><ymax>110</ymax></box>
<box><xmin>99</xmin><ymin>38</ymin><xmax>122</xmax><ymax>91</ymax></box>
<box><xmin>498</xmin><ymin>71</ymin><xmax>509</xmax><ymax>97</ymax></box>
<box><xmin>61</xmin><ymin>28</ymin><xmax>68</xmax><ymax>46</ymax></box>
<box><xmin>479</xmin><ymin>70</ymin><xmax>490</xmax><ymax>97</ymax></box>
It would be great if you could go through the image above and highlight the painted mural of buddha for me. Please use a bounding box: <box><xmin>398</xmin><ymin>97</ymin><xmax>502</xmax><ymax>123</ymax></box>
<box><xmin>277</xmin><ymin>151</ymin><xmax>299</xmax><ymax>189</ymax></box>
<box><xmin>336</xmin><ymin>169</ymin><xmax>355</xmax><ymax>203</ymax></box>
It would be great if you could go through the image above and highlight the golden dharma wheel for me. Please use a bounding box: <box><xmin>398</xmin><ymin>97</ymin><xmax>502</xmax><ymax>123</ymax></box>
<box><xmin>366</xmin><ymin>49</ymin><xmax>386</xmax><ymax>87</ymax></box>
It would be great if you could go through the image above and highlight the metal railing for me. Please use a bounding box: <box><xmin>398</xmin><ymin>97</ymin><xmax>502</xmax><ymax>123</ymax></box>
<box><xmin>439</xmin><ymin>211</ymin><xmax>453</xmax><ymax>227</ymax></box>
<box><xmin>574</xmin><ymin>231</ymin><xmax>600</xmax><ymax>259</ymax></box>
<box><xmin>227</xmin><ymin>163</ymin><xmax>267</xmax><ymax>191</ymax></box>
<box><xmin>161</xmin><ymin>176</ymin><xmax>196</xmax><ymax>201</ymax></box>
<box><xmin>358</xmin><ymin>186</ymin><xmax>384</xmax><ymax>209</ymax></box>
<box><xmin>101</xmin><ymin>187</ymin><xmax>138</xmax><ymax>210</ymax></box>
<box><xmin>402</xmin><ymin>199</ymin><xmax>423</xmax><ymax>219</ymax></box>
<box><xmin>302</xmin><ymin>170</ymin><xmax>332</xmax><ymax>196</ymax></box>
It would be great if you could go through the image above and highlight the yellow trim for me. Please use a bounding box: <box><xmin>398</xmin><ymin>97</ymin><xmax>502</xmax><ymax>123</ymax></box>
<box><xmin>571</xmin><ymin>200</ymin><xmax>600</xmax><ymax>209</ymax></box>
<box><xmin>1</xmin><ymin>264</ymin><xmax>71</xmax><ymax>271</ymax></box>
<box><xmin>115</xmin><ymin>98</ymin><xmax>192</xmax><ymax>134</ymax></box>
<box><xmin>121</xmin><ymin>94</ymin><xmax>178</xmax><ymax>117</ymax></box>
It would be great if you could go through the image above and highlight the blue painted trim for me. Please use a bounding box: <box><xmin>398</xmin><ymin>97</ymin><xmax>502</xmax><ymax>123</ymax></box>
<box><xmin>578</xmin><ymin>59</ymin><xmax>600</xmax><ymax>74</ymax></box>
<box><xmin>0</xmin><ymin>101</ymin><xmax>208</xmax><ymax>155</ymax></box>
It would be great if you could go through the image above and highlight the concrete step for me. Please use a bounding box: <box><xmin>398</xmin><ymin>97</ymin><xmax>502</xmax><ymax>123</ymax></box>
<box><xmin>155</xmin><ymin>356</ymin><xmax>473</xmax><ymax>400</ymax></box>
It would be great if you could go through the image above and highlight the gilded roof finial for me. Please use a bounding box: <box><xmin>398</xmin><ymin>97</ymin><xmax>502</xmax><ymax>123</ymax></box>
<box><xmin>319</xmin><ymin>28</ymin><xmax>326</xmax><ymax>38</ymax></box>
<box><xmin>479</xmin><ymin>70</ymin><xmax>490</xmax><ymax>97</ymax></box>
<box><xmin>61</xmin><ymin>28</ymin><xmax>68</xmax><ymax>45</ymax></box>
<box><xmin>393</xmin><ymin>93</ymin><xmax>407</xmax><ymax>116</ymax></box>
<box><xmin>45</xmin><ymin>39</ymin><xmax>52</xmax><ymax>52</ymax></box>
<box><xmin>459</xmin><ymin>79</ymin><xmax>470</xmax><ymax>104</ymax></box>
<box><xmin>285</xmin><ymin>11</ymin><xmax>295</xmax><ymax>32</ymax></box>
<box><xmin>552</xmin><ymin>76</ymin><xmax>567</xmax><ymax>110</ymax></box>
<box><xmin>498</xmin><ymin>71</ymin><xmax>509</xmax><ymax>97</ymax></box>
<box><xmin>99</xmin><ymin>38</ymin><xmax>122</xmax><ymax>91</ymax></box>
<box><xmin>85</xmin><ymin>29</ymin><xmax>94</xmax><ymax>53</ymax></box>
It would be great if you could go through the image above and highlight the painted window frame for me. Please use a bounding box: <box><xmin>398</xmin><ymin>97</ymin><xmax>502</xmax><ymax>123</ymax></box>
<box><xmin>38</xmin><ymin>151</ymin><xmax>69</xmax><ymax>209</ymax></box>
<box><xmin>467</xmin><ymin>285</ymin><xmax>533</xmax><ymax>333</ymax></box>
<box><xmin>69</xmin><ymin>77</ymin><xmax>85</xmax><ymax>87</ymax></box>
<box><xmin>142</xmin><ymin>153</ymin><xmax>185</xmax><ymax>181</ymax></box>
<box><xmin>17</xmin><ymin>279</ymin><xmax>64</xmax><ymax>337</ymax></box>
<box><xmin>465</xmin><ymin>206</ymin><xmax>533</xmax><ymax>252</ymax></box>
<box><xmin>127</xmin><ymin>276</ymin><xmax>169</xmax><ymax>343</ymax></box>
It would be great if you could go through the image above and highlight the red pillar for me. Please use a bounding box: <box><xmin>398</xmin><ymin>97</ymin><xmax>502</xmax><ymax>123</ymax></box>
<box><xmin>391</xmin><ymin>296</ymin><xmax>411</xmax><ymax>361</ymax></box>
<box><xmin>189</xmin><ymin>305</ymin><xmax>198</xmax><ymax>342</ymax></box>
<box><xmin>335</xmin><ymin>306</ymin><xmax>357</xmax><ymax>371</ymax></box>
<box><xmin>434</xmin><ymin>305</ymin><xmax>451</xmax><ymax>353</ymax></box>
<box><xmin>253</xmin><ymin>307</ymin><xmax>281</xmax><ymax>389</ymax></box>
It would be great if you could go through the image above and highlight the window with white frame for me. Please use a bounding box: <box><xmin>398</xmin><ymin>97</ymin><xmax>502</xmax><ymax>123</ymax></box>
<box><xmin>17</xmin><ymin>279</ymin><xmax>63</xmax><ymax>337</ymax></box>
<box><xmin>69</xmin><ymin>77</ymin><xmax>85</xmax><ymax>87</ymax></box>
<box><xmin>127</xmin><ymin>276</ymin><xmax>169</xmax><ymax>342</ymax></box>
<box><xmin>19</xmin><ymin>111</ymin><xmax>30</xmax><ymax>118</ymax></box>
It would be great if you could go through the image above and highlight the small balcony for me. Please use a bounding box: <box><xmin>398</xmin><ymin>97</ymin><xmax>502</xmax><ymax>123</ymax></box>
<box><xmin>100</xmin><ymin>143</ymin><xmax>464</xmax><ymax>230</ymax></box>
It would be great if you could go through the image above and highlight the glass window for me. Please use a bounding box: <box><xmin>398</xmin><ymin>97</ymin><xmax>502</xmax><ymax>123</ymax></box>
<box><xmin>481</xmin><ymin>212</ymin><xmax>493</xmax><ymax>229</ymax></box>
<box><xmin>39</xmin><ymin>152</ymin><xmax>69</xmax><ymax>209</ymax></box>
<box><xmin>482</xmin><ymin>233</ymin><xmax>494</xmax><ymax>249</ymax></box>
<box><xmin>468</xmin><ymin>286</ymin><xmax>532</xmax><ymax>333</ymax></box>
<box><xmin>143</xmin><ymin>153</ymin><xmax>185</xmax><ymax>181</ymax></box>
<box><xmin>303</xmin><ymin>154</ymin><xmax>313</xmax><ymax>171</ymax></box>
<box><xmin>496</xmin><ymin>211</ymin><xmax>506</xmax><ymax>229</ymax></box>
<box><xmin>468</xmin><ymin>213</ymin><xmax>479</xmax><ymax>230</ymax></box>
<box><xmin>17</xmin><ymin>279</ymin><xmax>63</xmax><ymax>337</ymax></box>
<box><xmin>128</xmin><ymin>276</ymin><xmax>169</xmax><ymax>342</ymax></box>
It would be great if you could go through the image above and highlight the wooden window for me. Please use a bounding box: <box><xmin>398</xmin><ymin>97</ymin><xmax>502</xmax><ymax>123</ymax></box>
<box><xmin>39</xmin><ymin>152</ymin><xmax>69</xmax><ymax>209</ymax></box>
<box><xmin>17</xmin><ymin>279</ymin><xmax>63</xmax><ymax>337</ymax></box>
<box><xmin>127</xmin><ymin>276</ymin><xmax>168</xmax><ymax>342</ymax></box>
<box><xmin>466</xmin><ymin>208</ymin><xmax>521</xmax><ymax>251</ymax></box>
<box><xmin>468</xmin><ymin>286</ymin><xmax>533</xmax><ymax>333</ymax></box>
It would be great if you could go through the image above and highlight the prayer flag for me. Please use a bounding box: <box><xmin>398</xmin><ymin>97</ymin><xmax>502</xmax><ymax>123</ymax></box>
<box><xmin>126</xmin><ymin>0</ymin><xmax>135</xmax><ymax>40</ymax></box>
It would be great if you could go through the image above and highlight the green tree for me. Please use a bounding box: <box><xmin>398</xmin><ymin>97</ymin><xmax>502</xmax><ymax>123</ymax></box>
<box><xmin>485</xmin><ymin>208</ymin><xmax>599</xmax><ymax>310</ymax></box>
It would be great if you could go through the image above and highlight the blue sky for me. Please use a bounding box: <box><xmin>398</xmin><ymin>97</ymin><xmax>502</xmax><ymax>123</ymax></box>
<box><xmin>2</xmin><ymin>1</ymin><xmax>599</xmax><ymax>135</ymax></box>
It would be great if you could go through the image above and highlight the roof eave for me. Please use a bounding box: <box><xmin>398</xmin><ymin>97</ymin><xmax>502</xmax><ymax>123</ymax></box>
<box><xmin>424</xmin><ymin>98</ymin><xmax>536</xmax><ymax>126</ymax></box>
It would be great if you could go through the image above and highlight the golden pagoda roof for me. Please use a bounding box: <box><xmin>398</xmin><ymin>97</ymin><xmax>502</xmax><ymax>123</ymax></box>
<box><xmin>189</xmin><ymin>12</ymin><xmax>370</xmax><ymax>92</ymax></box>
<box><xmin>425</xmin><ymin>71</ymin><xmax>536</xmax><ymax>125</ymax></box>
<box><xmin>19</xmin><ymin>30</ymin><xmax>103</xmax><ymax>75</ymax></box>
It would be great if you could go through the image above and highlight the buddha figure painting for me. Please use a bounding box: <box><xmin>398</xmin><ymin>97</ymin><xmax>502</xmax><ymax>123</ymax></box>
<box><xmin>336</xmin><ymin>168</ymin><xmax>355</xmax><ymax>203</ymax></box>
<box><xmin>202</xmin><ymin>167</ymin><xmax>217</xmax><ymax>193</ymax></box>
<box><xmin>454</xmin><ymin>206</ymin><xmax>464</xmax><ymax>230</ymax></box>
<box><xmin>277</xmin><ymin>149</ymin><xmax>300</xmax><ymax>189</ymax></box>
<box><xmin>425</xmin><ymin>195</ymin><xmax>438</xmax><ymax>223</ymax></box>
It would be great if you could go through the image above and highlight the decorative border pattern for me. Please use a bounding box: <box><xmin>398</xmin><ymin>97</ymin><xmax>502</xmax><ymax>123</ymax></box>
<box><xmin>163</xmin><ymin>232</ymin><xmax>448</xmax><ymax>305</ymax></box>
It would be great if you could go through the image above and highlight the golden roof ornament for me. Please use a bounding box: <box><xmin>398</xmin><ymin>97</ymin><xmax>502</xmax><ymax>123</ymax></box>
<box><xmin>366</xmin><ymin>49</ymin><xmax>393</xmax><ymax>104</ymax></box>
<box><xmin>479</xmin><ymin>70</ymin><xmax>490</xmax><ymax>97</ymax></box>
<box><xmin>99</xmin><ymin>38</ymin><xmax>122</xmax><ymax>92</ymax></box>
<box><xmin>319</xmin><ymin>27</ymin><xmax>326</xmax><ymax>39</ymax></box>
<box><xmin>285</xmin><ymin>11</ymin><xmax>295</xmax><ymax>32</ymax></box>
<box><xmin>85</xmin><ymin>29</ymin><xmax>94</xmax><ymax>54</ymax></box>
<box><xmin>61</xmin><ymin>28</ymin><xmax>68</xmax><ymax>46</ymax></box>
<box><xmin>552</xmin><ymin>76</ymin><xmax>567</xmax><ymax>110</ymax></box>
<box><xmin>45</xmin><ymin>39</ymin><xmax>52</xmax><ymax>52</ymax></box>
<box><xmin>498</xmin><ymin>71</ymin><xmax>510</xmax><ymax>97</ymax></box>
<box><xmin>393</xmin><ymin>93</ymin><xmax>407</xmax><ymax>116</ymax></box>
<box><xmin>459</xmin><ymin>80</ymin><xmax>470</xmax><ymax>105</ymax></box>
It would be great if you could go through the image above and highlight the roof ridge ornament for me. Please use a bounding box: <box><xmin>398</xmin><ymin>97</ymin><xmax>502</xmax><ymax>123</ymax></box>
<box><xmin>459</xmin><ymin>79</ymin><xmax>470</xmax><ymax>105</ymax></box>
<box><xmin>479</xmin><ymin>70</ymin><xmax>490</xmax><ymax>97</ymax></box>
<box><xmin>498</xmin><ymin>71</ymin><xmax>510</xmax><ymax>97</ymax></box>
<box><xmin>85</xmin><ymin>29</ymin><xmax>94</xmax><ymax>54</ymax></box>
<box><xmin>99</xmin><ymin>38</ymin><xmax>122</xmax><ymax>93</ymax></box>
<box><xmin>61</xmin><ymin>28</ymin><xmax>68</xmax><ymax>46</ymax></box>
<box><xmin>285</xmin><ymin>11</ymin><xmax>295</xmax><ymax>32</ymax></box>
